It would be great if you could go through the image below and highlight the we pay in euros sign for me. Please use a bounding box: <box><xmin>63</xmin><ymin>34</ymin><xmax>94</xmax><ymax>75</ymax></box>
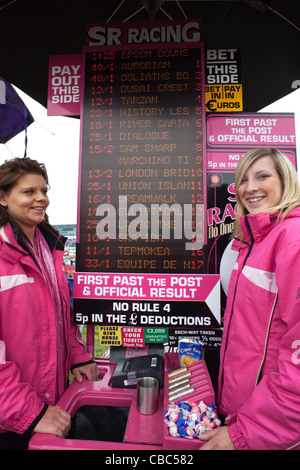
<box><xmin>205</xmin><ymin>48</ymin><xmax>243</xmax><ymax>112</ymax></box>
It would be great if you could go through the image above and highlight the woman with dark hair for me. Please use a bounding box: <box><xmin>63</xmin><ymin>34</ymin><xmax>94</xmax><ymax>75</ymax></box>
<box><xmin>199</xmin><ymin>148</ymin><xmax>300</xmax><ymax>450</ymax></box>
<box><xmin>0</xmin><ymin>157</ymin><xmax>99</xmax><ymax>449</ymax></box>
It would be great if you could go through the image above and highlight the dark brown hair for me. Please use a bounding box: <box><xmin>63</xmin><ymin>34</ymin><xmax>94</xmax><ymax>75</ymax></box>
<box><xmin>0</xmin><ymin>157</ymin><xmax>50</xmax><ymax>227</ymax></box>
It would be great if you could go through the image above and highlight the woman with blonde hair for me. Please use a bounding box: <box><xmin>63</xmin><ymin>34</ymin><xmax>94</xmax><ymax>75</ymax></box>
<box><xmin>233</xmin><ymin>147</ymin><xmax>300</xmax><ymax>238</ymax></box>
<box><xmin>200</xmin><ymin>148</ymin><xmax>300</xmax><ymax>450</ymax></box>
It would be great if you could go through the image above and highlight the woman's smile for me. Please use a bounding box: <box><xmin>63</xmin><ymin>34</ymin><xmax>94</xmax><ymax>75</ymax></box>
<box><xmin>238</xmin><ymin>156</ymin><xmax>282</xmax><ymax>214</ymax></box>
<box><xmin>0</xmin><ymin>173</ymin><xmax>49</xmax><ymax>242</ymax></box>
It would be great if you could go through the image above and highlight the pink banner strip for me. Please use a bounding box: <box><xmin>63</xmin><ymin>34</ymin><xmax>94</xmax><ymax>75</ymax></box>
<box><xmin>74</xmin><ymin>272</ymin><xmax>219</xmax><ymax>302</ymax></box>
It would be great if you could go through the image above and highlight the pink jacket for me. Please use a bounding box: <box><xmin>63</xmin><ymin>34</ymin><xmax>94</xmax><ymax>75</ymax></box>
<box><xmin>218</xmin><ymin>207</ymin><xmax>300</xmax><ymax>450</ymax></box>
<box><xmin>0</xmin><ymin>223</ymin><xmax>91</xmax><ymax>434</ymax></box>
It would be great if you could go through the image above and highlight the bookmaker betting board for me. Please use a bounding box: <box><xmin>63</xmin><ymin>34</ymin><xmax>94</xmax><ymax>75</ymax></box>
<box><xmin>74</xmin><ymin>42</ymin><xmax>221</xmax><ymax>330</ymax></box>
<box><xmin>77</xmin><ymin>43</ymin><xmax>206</xmax><ymax>273</ymax></box>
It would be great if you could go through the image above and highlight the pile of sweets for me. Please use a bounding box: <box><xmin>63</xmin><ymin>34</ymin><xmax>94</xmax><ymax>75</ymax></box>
<box><xmin>165</xmin><ymin>400</ymin><xmax>221</xmax><ymax>439</ymax></box>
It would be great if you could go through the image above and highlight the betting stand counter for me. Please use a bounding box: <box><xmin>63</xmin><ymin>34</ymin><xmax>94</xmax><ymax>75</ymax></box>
<box><xmin>29</xmin><ymin>353</ymin><xmax>217</xmax><ymax>450</ymax></box>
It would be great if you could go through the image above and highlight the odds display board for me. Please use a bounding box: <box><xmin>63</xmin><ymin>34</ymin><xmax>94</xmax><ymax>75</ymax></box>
<box><xmin>73</xmin><ymin>35</ymin><xmax>222</xmax><ymax>335</ymax></box>
<box><xmin>76</xmin><ymin>44</ymin><xmax>206</xmax><ymax>274</ymax></box>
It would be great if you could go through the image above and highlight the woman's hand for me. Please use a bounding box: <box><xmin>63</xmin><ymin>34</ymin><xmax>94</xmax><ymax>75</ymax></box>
<box><xmin>198</xmin><ymin>426</ymin><xmax>235</xmax><ymax>450</ymax></box>
<box><xmin>72</xmin><ymin>362</ymin><xmax>100</xmax><ymax>382</ymax></box>
<box><xmin>33</xmin><ymin>405</ymin><xmax>71</xmax><ymax>438</ymax></box>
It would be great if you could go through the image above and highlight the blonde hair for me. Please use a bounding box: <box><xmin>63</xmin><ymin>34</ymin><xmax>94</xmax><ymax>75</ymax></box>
<box><xmin>233</xmin><ymin>148</ymin><xmax>300</xmax><ymax>238</ymax></box>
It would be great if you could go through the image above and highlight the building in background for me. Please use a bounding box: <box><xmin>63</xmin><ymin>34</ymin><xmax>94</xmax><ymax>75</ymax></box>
<box><xmin>56</xmin><ymin>224</ymin><xmax>76</xmax><ymax>278</ymax></box>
